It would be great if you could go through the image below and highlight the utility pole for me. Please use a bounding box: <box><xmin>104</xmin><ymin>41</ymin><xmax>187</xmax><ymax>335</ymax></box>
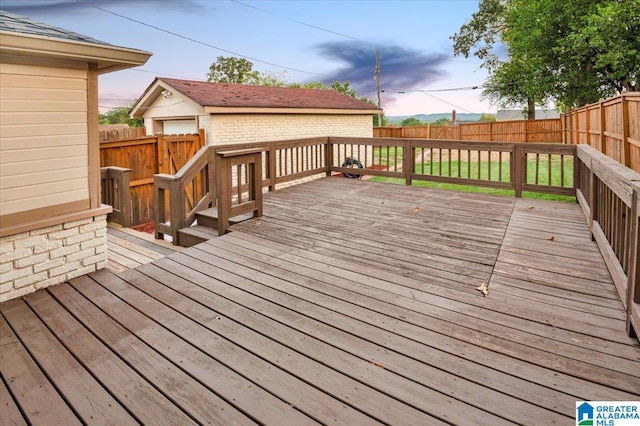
<box><xmin>375</xmin><ymin>49</ymin><xmax>381</xmax><ymax>126</ymax></box>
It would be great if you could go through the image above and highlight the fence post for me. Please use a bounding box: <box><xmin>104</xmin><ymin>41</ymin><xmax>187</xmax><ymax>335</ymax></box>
<box><xmin>622</xmin><ymin>94</ymin><xmax>631</xmax><ymax>168</ymax></box>
<box><xmin>157</xmin><ymin>133</ymin><xmax>170</xmax><ymax>174</ymax></box>
<box><xmin>599</xmin><ymin>100</ymin><xmax>607</xmax><ymax>156</ymax></box>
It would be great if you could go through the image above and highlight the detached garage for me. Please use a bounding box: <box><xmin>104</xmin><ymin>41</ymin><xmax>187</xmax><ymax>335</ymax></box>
<box><xmin>130</xmin><ymin>78</ymin><xmax>382</xmax><ymax>145</ymax></box>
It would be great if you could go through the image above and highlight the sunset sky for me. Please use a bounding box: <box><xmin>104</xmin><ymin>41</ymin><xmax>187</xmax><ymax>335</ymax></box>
<box><xmin>3</xmin><ymin>0</ymin><xmax>513</xmax><ymax>116</ymax></box>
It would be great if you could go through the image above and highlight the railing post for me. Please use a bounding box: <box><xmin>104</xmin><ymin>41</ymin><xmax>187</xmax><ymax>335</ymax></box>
<box><xmin>154</xmin><ymin>178</ymin><xmax>165</xmax><ymax>240</ymax></box>
<box><xmin>170</xmin><ymin>178</ymin><xmax>185</xmax><ymax>245</ymax></box>
<box><xmin>626</xmin><ymin>184</ymin><xmax>639</xmax><ymax>337</ymax></box>
<box><xmin>325</xmin><ymin>137</ymin><xmax>333</xmax><ymax>176</ymax></box>
<box><xmin>119</xmin><ymin>168</ymin><xmax>132</xmax><ymax>228</ymax></box>
<box><xmin>404</xmin><ymin>139</ymin><xmax>413</xmax><ymax>185</ymax></box>
<box><xmin>513</xmin><ymin>144</ymin><xmax>524</xmax><ymax>197</ymax></box>
<box><xmin>268</xmin><ymin>142</ymin><xmax>276</xmax><ymax>191</ymax></box>
<box><xmin>588</xmin><ymin>160</ymin><xmax>597</xmax><ymax>241</ymax></box>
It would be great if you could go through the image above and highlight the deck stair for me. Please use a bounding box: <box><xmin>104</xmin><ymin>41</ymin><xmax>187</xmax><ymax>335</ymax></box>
<box><xmin>177</xmin><ymin>208</ymin><xmax>253</xmax><ymax>247</ymax></box>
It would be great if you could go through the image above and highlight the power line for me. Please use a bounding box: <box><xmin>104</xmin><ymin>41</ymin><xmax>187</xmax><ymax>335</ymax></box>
<box><xmin>383</xmin><ymin>85</ymin><xmax>484</xmax><ymax>93</ymax></box>
<box><xmin>130</xmin><ymin>68</ymin><xmax>202</xmax><ymax>80</ymax></box>
<box><xmin>75</xmin><ymin>0</ymin><xmax>326</xmax><ymax>76</ymax></box>
<box><xmin>229</xmin><ymin>0</ymin><xmax>368</xmax><ymax>43</ymax></box>
<box><xmin>383</xmin><ymin>88</ymin><xmax>475</xmax><ymax>113</ymax></box>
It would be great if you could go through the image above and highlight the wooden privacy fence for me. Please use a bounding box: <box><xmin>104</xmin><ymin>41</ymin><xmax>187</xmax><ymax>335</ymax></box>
<box><xmin>99</xmin><ymin>126</ymin><xmax>146</xmax><ymax>143</ymax></box>
<box><xmin>562</xmin><ymin>92</ymin><xmax>640</xmax><ymax>172</ymax></box>
<box><xmin>374</xmin><ymin>119</ymin><xmax>563</xmax><ymax>143</ymax></box>
<box><xmin>99</xmin><ymin>130</ymin><xmax>205</xmax><ymax>226</ymax></box>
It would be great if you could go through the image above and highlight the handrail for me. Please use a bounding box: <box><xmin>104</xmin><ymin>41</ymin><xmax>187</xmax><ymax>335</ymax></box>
<box><xmin>575</xmin><ymin>144</ymin><xmax>640</xmax><ymax>337</ymax></box>
<box><xmin>154</xmin><ymin>145</ymin><xmax>214</xmax><ymax>244</ymax></box>
<box><xmin>100</xmin><ymin>166</ymin><xmax>131</xmax><ymax>227</ymax></box>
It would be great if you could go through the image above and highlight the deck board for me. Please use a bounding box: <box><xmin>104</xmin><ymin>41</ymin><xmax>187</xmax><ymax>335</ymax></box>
<box><xmin>106</xmin><ymin>223</ymin><xmax>183</xmax><ymax>272</ymax></box>
<box><xmin>2</xmin><ymin>177</ymin><xmax>639</xmax><ymax>425</ymax></box>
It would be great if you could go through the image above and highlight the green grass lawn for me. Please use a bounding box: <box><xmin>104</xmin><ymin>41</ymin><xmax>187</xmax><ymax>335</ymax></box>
<box><xmin>372</xmin><ymin>146</ymin><xmax>403</xmax><ymax>168</ymax></box>
<box><xmin>369</xmin><ymin>156</ymin><xmax>575</xmax><ymax>202</ymax></box>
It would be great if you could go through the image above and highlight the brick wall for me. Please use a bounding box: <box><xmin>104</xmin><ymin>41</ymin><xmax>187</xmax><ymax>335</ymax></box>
<box><xmin>208</xmin><ymin>114</ymin><xmax>373</xmax><ymax>145</ymax></box>
<box><xmin>0</xmin><ymin>214</ymin><xmax>108</xmax><ymax>302</ymax></box>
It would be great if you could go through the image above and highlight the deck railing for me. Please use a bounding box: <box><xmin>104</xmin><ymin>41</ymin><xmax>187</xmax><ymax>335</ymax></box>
<box><xmin>154</xmin><ymin>146</ymin><xmax>214</xmax><ymax>243</ymax></box>
<box><xmin>100</xmin><ymin>166</ymin><xmax>132</xmax><ymax>227</ymax></box>
<box><xmin>575</xmin><ymin>144</ymin><xmax>640</xmax><ymax>336</ymax></box>
<box><xmin>153</xmin><ymin>137</ymin><xmax>576</xmax><ymax>243</ymax></box>
<box><xmin>152</xmin><ymin>137</ymin><xmax>638</xmax><ymax>337</ymax></box>
<box><xmin>328</xmin><ymin>137</ymin><xmax>576</xmax><ymax>197</ymax></box>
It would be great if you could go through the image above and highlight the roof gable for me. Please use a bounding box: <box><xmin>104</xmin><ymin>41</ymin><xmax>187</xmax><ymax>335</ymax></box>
<box><xmin>157</xmin><ymin>78</ymin><xmax>381</xmax><ymax>112</ymax></box>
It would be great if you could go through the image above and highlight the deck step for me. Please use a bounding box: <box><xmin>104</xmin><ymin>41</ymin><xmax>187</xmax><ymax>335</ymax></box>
<box><xmin>177</xmin><ymin>225</ymin><xmax>219</xmax><ymax>247</ymax></box>
<box><xmin>195</xmin><ymin>208</ymin><xmax>254</xmax><ymax>229</ymax></box>
<box><xmin>178</xmin><ymin>209</ymin><xmax>256</xmax><ymax>247</ymax></box>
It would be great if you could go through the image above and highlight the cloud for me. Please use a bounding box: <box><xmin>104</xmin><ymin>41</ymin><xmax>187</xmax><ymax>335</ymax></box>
<box><xmin>1</xmin><ymin>0</ymin><xmax>205</xmax><ymax>15</ymax></box>
<box><xmin>312</xmin><ymin>41</ymin><xmax>449</xmax><ymax>99</ymax></box>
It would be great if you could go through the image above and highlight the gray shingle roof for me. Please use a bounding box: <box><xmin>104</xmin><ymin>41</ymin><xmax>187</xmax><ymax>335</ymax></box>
<box><xmin>0</xmin><ymin>9</ymin><xmax>111</xmax><ymax>46</ymax></box>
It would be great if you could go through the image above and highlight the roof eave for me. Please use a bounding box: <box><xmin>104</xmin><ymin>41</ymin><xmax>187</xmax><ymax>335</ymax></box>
<box><xmin>0</xmin><ymin>31</ymin><xmax>152</xmax><ymax>73</ymax></box>
<box><xmin>204</xmin><ymin>106</ymin><xmax>382</xmax><ymax>115</ymax></box>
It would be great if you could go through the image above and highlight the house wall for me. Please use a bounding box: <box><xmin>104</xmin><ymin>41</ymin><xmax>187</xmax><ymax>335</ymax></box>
<box><xmin>0</xmin><ymin>214</ymin><xmax>107</xmax><ymax>302</ymax></box>
<box><xmin>0</xmin><ymin>62</ymin><xmax>90</xmax><ymax>216</ymax></box>
<box><xmin>208</xmin><ymin>113</ymin><xmax>373</xmax><ymax>145</ymax></box>
<box><xmin>0</xmin><ymin>58</ymin><xmax>109</xmax><ymax>302</ymax></box>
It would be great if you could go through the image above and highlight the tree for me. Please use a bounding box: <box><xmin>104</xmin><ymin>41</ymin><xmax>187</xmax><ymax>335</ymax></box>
<box><xmin>453</xmin><ymin>0</ymin><xmax>640</xmax><ymax>112</ymax></box>
<box><xmin>400</xmin><ymin>117</ymin><xmax>424</xmax><ymax>127</ymax></box>
<box><xmin>432</xmin><ymin>118</ymin><xmax>453</xmax><ymax>126</ymax></box>
<box><xmin>206</xmin><ymin>56</ymin><xmax>288</xmax><ymax>86</ymax></box>
<box><xmin>99</xmin><ymin>105</ymin><xmax>143</xmax><ymax>127</ymax></box>
<box><xmin>478</xmin><ymin>113</ymin><xmax>496</xmax><ymax>122</ymax></box>
<box><xmin>206</xmin><ymin>56</ymin><xmax>256</xmax><ymax>84</ymax></box>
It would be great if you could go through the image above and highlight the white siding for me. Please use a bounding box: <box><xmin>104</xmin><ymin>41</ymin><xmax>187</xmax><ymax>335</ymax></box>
<box><xmin>208</xmin><ymin>114</ymin><xmax>373</xmax><ymax>146</ymax></box>
<box><xmin>0</xmin><ymin>63</ymin><xmax>89</xmax><ymax>215</ymax></box>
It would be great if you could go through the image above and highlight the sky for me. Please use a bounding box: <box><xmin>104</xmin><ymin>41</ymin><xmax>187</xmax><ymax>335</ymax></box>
<box><xmin>3</xmin><ymin>0</ymin><xmax>501</xmax><ymax>117</ymax></box>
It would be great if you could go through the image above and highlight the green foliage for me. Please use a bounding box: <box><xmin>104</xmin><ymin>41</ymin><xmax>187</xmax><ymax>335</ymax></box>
<box><xmin>431</xmin><ymin>118</ymin><xmax>453</xmax><ymax>126</ymax></box>
<box><xmin>99</xmin><ymin>106</ymin><xmax>144</xmax><ymax>127</ymax></box>
<box><xmin>400</xmin><ymin>117</ymin><xmax>424</xmax><ymax>127</ymax></box>
<box><xmin>453</xmin><ymin>0</ymin><xmax>639</xmax><ymax>110</ymax></box>
<box><xmin>329</xmin><ymin>81</ymin><xmax>357</xmax><ymax>97</ymax></box>
<box><xmin>206</xmin><ymin>56</ymin><xmax>288</xmax><ymax>86</ymax></box>
<box><xmin>478</xmin><ymin>113</ymin><xmax>496</xmax><ymax>122</ymax></box>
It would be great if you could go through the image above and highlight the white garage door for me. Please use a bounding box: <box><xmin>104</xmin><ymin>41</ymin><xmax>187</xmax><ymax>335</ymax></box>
<box><xmin>162</xmin><ymin>119</ymin><xmax>196</xmax><ymax>135</ymax></box>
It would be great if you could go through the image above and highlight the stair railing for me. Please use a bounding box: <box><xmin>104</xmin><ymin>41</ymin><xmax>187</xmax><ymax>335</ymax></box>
<box><xmin>154</xmin><ymin>146</ymin><xmax>214</xmax><ymax>245</ymax></box>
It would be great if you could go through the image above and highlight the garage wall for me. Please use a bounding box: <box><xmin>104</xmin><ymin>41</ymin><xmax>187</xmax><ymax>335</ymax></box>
<box><xmin>208</xmin><ymin>114</ymin><xmax>373</xmax><ymax>145</ymax></box>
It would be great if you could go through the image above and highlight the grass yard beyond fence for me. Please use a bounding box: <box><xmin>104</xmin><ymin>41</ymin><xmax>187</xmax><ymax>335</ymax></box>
<box><xmin>370</xmin><ymin>155</ymin><xmax>575</xmax><ymax>202</ymax></box>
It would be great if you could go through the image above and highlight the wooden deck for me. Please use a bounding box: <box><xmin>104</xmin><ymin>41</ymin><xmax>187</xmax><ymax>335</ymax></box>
<box><xmin>106</xmin><ymin>223</ymin><xmax>183</xmax><ymax>272</ymax></box>
<box><xmin>2</xmin><ymin>177</ymin><xmax>638</xmax><ymax>425</ymax></box>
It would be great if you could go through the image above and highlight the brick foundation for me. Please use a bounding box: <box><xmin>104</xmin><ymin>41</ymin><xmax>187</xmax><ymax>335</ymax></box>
<box><xmin>0</xmin><ymin>214</ymin><xmax>108</xmax><ymax>302</ymax></box>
